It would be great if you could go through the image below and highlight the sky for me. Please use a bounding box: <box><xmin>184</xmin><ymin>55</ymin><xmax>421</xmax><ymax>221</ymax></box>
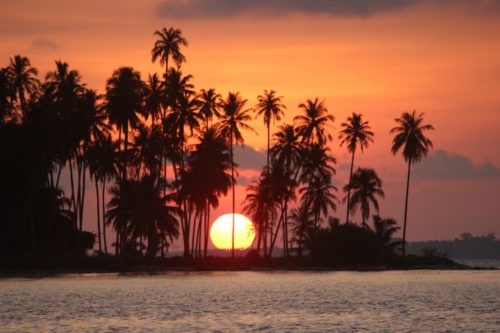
<box><xmin>1</xmin><ymin>0</ymin><xmax>499</xmax><ymax>246</ymax></box>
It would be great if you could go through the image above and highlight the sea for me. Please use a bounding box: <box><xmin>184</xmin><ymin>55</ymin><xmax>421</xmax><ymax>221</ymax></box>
<box><xmin>0</xmin><ymin>266</ymin><xmax>499</xmax><ymax>332</ymax></box>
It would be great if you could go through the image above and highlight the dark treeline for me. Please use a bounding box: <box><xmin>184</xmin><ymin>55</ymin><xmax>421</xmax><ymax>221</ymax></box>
<box><xmin>0</xmin><ymin>27</ymin><xmax>435</xmax><ymax>261</ymax></box>
<box><xmin>408</xmin><ymin>233</ymin><xmax>500</xmax><ymax>259</ymax></box>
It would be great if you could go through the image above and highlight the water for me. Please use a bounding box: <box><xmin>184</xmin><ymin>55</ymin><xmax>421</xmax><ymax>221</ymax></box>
<box><xmin>1</xmin><ymin>271</ymin><xmax>499</xmax><ymax>332</ymax></box>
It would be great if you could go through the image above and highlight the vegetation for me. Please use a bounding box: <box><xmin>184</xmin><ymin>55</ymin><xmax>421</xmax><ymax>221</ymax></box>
<box><xmin>390</xmin><ymin>111</ymin><xmax>434</xmax><ymax>255</ymax></box>
<box><xmin>0</xmin><ymin>26</ymin><xmax>437</xmax><ymax>264</ymax></box>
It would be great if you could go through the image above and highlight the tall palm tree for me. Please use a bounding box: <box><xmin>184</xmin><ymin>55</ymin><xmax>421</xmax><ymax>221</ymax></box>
<box><xmin>256</xmin><ymin>90</ymin><xmax>286</xmax><ymax>175</ymax></box>
<box><xmin>144</xmin><ymin>73</ymin><xmax>164</xmax><ymax>123</ymax></box>
<box><xmin>44</xmin><ymin>61</ymin><xmax>86</xmax><ymax>223</ymax></box>
<box><xmin>294</xmin><ymin>98</ymin><xmax>334</xmax><ymax>145</ymax></box>
<box><xmin>216</xmin><ymin>92</ymin><xmax>254</xmax><ymax>257</ymax></box>
<box><xmin>96</xmin><ymin>135</ymin><xmax>117</xmax><ymax>255</ymax></box>
<box><xmin>270</xmin><ymin>124</ymin><xmax>301</xmax><ymax>255</ymax></box>
<box><xmin>339</xmin><ymin>113</ymin><xmax>374</xmax><ymax>223</ymax></box>
<box><xmin>265</xmin><ymin>160</ymin><xmax>295</xmax><ymax>257</ymax></box>
<box><xmin>87</xmin><ymin>135</ymin><xmax>117</xmax><ymax>254</ymax></box>
<box><xmin>390</xmin><ymin>111</ymin><xmax>434</xmax><ymax>256</ymax></box>
<box><xmin>198</xmin><ymin>88</ymin><xmax>222</xmax><ymax>129</ymax></box>
<box><xmin>6</xmin><ymin>55</ymin><xmax>40</xmax><ymax>120</ymax></box>
<box><xmin>0</xmin><ymin>68</ymin><xmax>15</xmax><ymax>124</ymax></box>
<box><xmin>151</xmin><ymin>27</ymin><xmax>188</xmax><ymax>79</ymax></box>
<box><xmin>163</xmin><ymin>70</ymin><xmax>199</xmax><ymax>257</ymax></box>
<box><xmin>344</xmin><ymin>168</ymin><xmax>385</xmax><ymax>226</ymax></box>
<box><xmin>186</xmin><ymin>127</ymin><xmax>232</xmax><ymax>256</ymax></box>
<box><xmin>105</xmin><ymin>67</ymin><xmax>145</xmax><ymax>180</ymax></box>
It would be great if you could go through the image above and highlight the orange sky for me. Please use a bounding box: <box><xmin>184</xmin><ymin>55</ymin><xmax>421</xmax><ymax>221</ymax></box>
<box><xmin>2</xmin><ymin>0</ymin><xmax>499</xmax><ymax>244</ymax></box>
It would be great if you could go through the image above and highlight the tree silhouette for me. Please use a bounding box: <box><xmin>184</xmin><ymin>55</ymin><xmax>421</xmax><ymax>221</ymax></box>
<box><xmin>390</xmin><ymin>110</ymin><xmax>434</xmax><ymax>255</ymax></box>
<box><xmin>144</xmin><ymin>73</ymin><xmax>164</xmax><ymax>123</ymax></box>
<box><xmin>242</xmin><ymin>176</ymin><xmax>269</xmax><ymax>254</ymax></box>
<box><xmin>344</xmin><ymin>168</ymin><xmax>385</xmax><ymax>226</ymax></box>
<box><xmin>86</xmin><ymin>134</ymin><xmax>117</xmax><ymax>254</ymax></box>
<box><xmin>300</xmin><ymin>176</ymin><xmax>338</xmax><ymax>228</ymax></box>
<box><xmin>256</xmin><ymin>89</ymin><xmax>286</xmax><ymax>175</ymax></box>
<box><xmin>339</xmin><ymin>113</ymin><xmax>374</xmax><ymax>224</ymax></box>
<box><xmin>6</xmin><ymin>55</ymin><xmax>40</xmax><ymax>120</ymax></box>
<box><xmin>289</xmin><ymin>205</ymin><xmax>315</xmax><ymax>257</ymax></box>
<box><xmin>217</xmin><ymin>92</ymin><xmax>253</xmax><ymax>257</ymax></box>
<box><xmin>185</xmin><ymin>127</ymin><xmax>232</xmax><ymax>256</ymax></box>
<box><xmin>105</xmin><ymin>67</ymin><xmax>145</xmax><ymax>180</ymax></box>
<box><xmin>369</xmin><ymin>215</ymin><xmax>401</xmax><ymax>256</ymax></box>
<box><xmin>198</xmin><ymin>88</ymin><xmax>222</xmax><ymax>130</ymax></box>
<box><xmin>270</xmin><ymin>124</ymin><xmax>301</xmax><ymax>254</ymax></box>
<box><xmin>0</xmin><ymin>68</ymin><xmax>15</xmax><ymax>123</ymax></box>
<box><xmin>152</xmin><ymin>27</ymin><xmax>188</xmax><ymax>79</ymax></box>
<box><xmin>294</xmin><ymin>98</ymin><xmax>334</xmax><ymax>145</ymax></box>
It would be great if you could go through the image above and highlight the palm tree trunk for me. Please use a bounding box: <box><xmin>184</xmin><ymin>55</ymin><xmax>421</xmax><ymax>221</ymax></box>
<box><xmin>95</xmin><ymin>179</ymin><xmax>102</xmax><ymax>253</ymax></box>
<box><xmin>402</xmin><ymin>158</ymin><xmax>412</xmax><ymax>256</ymax></box>
<box><xmin>231</xmin><ymin>131</ymin><xmax>235</xmax><ymax>258</ymax></box>
<box><xmin>102</xmin><ymin>179</ymin><xmax>108</xmax><ymax>255</ymax></box>
<box><xmin>121</xmin><ymin>123</ymin><xmax>129</xmax><ymax>255</ymax></box>
<box><xmin>191</xmin><ymin>209</ymin><xmax>198</xmax><ymax>257</ymax></box>
<box><xmin>264</xmin><ymin>122</ymin><xmax>271</xmax><ymax>256</ymax></box>
<box><xmin>345</xmin><ymin>150</ymin><xmax>355</xmax><ymax>224</ymax></box>
<box><xmin>18</xmin><ymin>87</ymin><xmax>26</xmax><ymax>120</ymax></box>
<box><xmin>55</xmin><ymin>163</ymin><xmax>63</xmax><ymax>189</ymax></box>
<box><xmin>80</xmin><ymin>162</ymin><xmax>87</xmax><ymax>232</ymax></box>
<box><xmin>267</xmin><ymin>123</ymin><xmax>270</xmax><ymax>174</ymax></box>
<box><xmin>68</xmin><ymin>159</ymin><xmax>76</xmax><ymax>228</ymax></box>
<box><xmin>204</xmin><ymin>203</ymin><xmax>210</xmax><ymax>257</ymax></box>
<box><xmin>268</xmin><ymin>210</ymin><xmax>284</xmax><ymax>257</ymax></box>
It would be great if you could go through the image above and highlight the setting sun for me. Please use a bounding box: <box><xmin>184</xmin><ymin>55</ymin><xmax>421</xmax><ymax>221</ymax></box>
<box><xmin>210</xmin><ymin>214</ymin><xmax>255</xmax><ymax>250</ymax></box>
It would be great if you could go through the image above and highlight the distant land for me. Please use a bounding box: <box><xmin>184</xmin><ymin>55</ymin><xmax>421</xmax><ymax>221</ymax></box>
<box><xmin>164</xmin><ymin>232</ymin><xmax>500</xmax><ymax>260</ymax></box>
<box><xmin>407</xmin><ymin>233</ymin><xmax>500</xmax><ymax>259</ymax></box>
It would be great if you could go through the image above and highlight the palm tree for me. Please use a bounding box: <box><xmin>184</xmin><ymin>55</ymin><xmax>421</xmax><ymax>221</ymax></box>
<box><xmin>151</xmin><ymin>27</ymin><xmax>188</xmax><ymax>79</ymax></box>
<box><xmin>6</xmin><ymin>55</ymin><xmax>40</xmax><ymax>120</ymax></box>
<box><xmin>256</xmin><ymin>90</ymin><xmax>286</xmax><ymax>175</ymax></box>
<box><xmin>135</xmin><ymin>175</ymin><xmax>179</xmax><ymax>257</ymax></box>
<box><xmin>96</xmin><ymin>135</ymin><xmax>117</xmax><ymax>255</ymax></box>
<box><xmin>344</xmin><ymin>168</ymin><xmax>385</xmax><ymax>226</ymax></box>
<box><xmin>216</xmin><ymin>92</ymin><xmax>254</xmax><ymax>257</ymax></box>
<box><xmin>186</xmin><ymin>127</ymin><xmax>232</xmax><ymax>256</ymax></box>
<box><xmin>270</xmin><ymin>124</ymin><xmax>301</xmax><ymax>255</ymax></box>
<box><xmin>300</xmin><ymin>176</ymin><xmax>338</xmax><ymax>228</ymax></box>
<box><xmin>390</xmin><ymin>110</ymin><xmax>434</xmax><ymax>255</ymax></box>
<box><xmin>44</xmin><ymin>61</ymin><xmax>86</xmax><ymax>224</ymax></box>
<box><xmin>369</xmin><ymin>215</ymin><xmax>401</xmax><ymax>256</ymax></box>
<box><xmin>339</xmin><ymin>113</ymin><xmax>374</xmax><ymax>223</ymax></box>
<box><xmin>266</xmin><ymin>160</ymin><xmax>295</xmax><ymax>257</ymax></box>
<box><xmin>294</xmin><ymin>98</ymin><xmax>334</xmax><ymax>145</ymax></box>
<box><xmin>242</xmin><ymin>177</ymin><xmax>269</xmax><ymax>254</ymax></box>
<box><xmin>132</xmin><ymin>123</ymin><xmax>164</xmax><ymax>179</ymax></box>
<box><xmin>144</xmin><ymin>73</ymin><xmax>164</xmax><ymax>123</ymax></box>
<box><xmin>300</xmin><ymin>143</ymin><xmax>336</xmax><ymax>183</ymax></box>
<box><xmin>0</xmin><ymin>68</ymin><xmax>15</xmax><ymax>124</ymax></box>
<box><xmin>105</xmin><ymin>67</ymin><xmax>145</xmax><ymax>180</ymax></box>
<box><xmin>198</xmin><ymin>88</ymin><xmax>222</xmax><ymax>129</ymax></box>
<box><xmin>289</xmin><ymin>205</ymin><xmax>315</xmax><ymax>257</ymax></box>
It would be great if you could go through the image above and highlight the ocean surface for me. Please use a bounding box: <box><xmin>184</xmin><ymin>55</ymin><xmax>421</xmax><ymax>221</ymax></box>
<box><xmin>1</xmin><ymin>270</ymin><xmax>499</xmax><ymax>332</ymax></box>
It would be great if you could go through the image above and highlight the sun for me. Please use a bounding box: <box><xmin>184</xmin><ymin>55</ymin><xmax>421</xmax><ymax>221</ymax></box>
<box><xmin>210</xmin><ymin>213</ymin><xmax>256</xmax><ymax>250</ymax></box>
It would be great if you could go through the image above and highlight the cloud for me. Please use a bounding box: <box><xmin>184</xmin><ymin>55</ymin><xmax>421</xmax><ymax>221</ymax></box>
<box><xmin>236</xmin><ymin>175</ymin><xmax>255</xmax><ymax>186</ymax></box>
<box><xmin>413</xmin><ymin>149</ymin><xmax>500</xmax><ymax>180</ymax></box>
<box><xmin>234</xmin><ymin>144</ymin><xmax>266</xmax><ymax>171</ymax></box>
<box><xmin>157</xmin><ymin>0</ymin><xmax>419</xmax><ymax>18</ymax></box>
<box><xmin>30</xmin><ymin>38</ymin><xmax>59</xmax><ymax>50</ymax></box>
